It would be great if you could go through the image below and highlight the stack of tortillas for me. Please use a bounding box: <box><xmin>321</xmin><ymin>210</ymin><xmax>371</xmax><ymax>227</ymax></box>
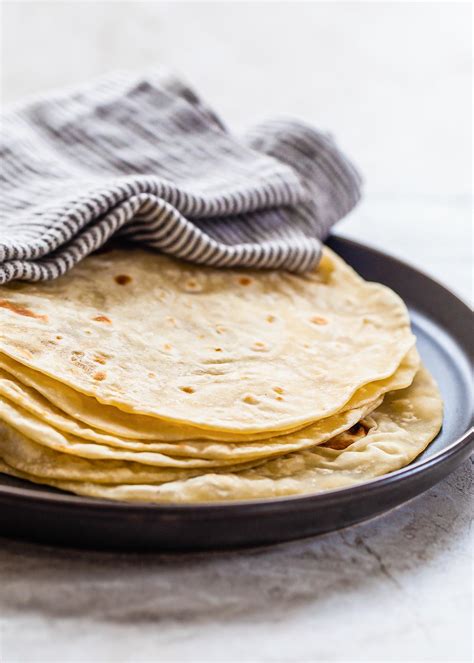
<box><xmin>0</xmin><ymin>247</ymin><xmax>443</xmax><ymax>503</ymax></box>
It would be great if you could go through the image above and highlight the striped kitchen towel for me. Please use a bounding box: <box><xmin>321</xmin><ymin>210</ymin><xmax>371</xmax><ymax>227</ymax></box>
<box><xmin>0</xmin><ymin>70</ymin><xmax>362</xmax><ymax>284</ymax></box>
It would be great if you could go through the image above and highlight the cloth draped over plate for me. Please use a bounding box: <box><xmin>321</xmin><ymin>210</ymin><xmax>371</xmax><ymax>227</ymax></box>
<box><xmin>0</xmin><ymin>70</ymin><xmax>361</xmax><ymax>284</ymax></box>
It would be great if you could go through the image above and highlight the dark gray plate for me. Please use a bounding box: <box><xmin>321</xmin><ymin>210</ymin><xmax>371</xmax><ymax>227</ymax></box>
<box><xmin>0</xmin><ymin>236</ymin><xmax>472</xmax><ymax>550</ymax></box>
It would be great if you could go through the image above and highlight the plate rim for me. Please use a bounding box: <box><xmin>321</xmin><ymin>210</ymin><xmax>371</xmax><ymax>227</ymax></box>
<box><xmin>0</xmin><ymin>236</ymin><xmax>472</xmax><ymax>514</ymax></box>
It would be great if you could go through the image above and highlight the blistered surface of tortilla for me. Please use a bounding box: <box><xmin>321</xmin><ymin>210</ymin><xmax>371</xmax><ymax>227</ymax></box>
<box><xmin>0</xmin><ymin>248</ymin><xmax>415</xmax><ymax>432</ymax></box>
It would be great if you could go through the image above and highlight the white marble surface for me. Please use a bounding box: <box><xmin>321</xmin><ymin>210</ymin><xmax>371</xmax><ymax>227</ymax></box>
<box><xmin>0</xmin><ymin>3</ymin><xmax>472</xmax><ymax>662</ymax></box>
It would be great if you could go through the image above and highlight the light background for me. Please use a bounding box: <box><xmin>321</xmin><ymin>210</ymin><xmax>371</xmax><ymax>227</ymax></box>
<box><xmin>0</xmin><ymin>3</ymin><xmax>472</xmax><ymax>663</ymax></box>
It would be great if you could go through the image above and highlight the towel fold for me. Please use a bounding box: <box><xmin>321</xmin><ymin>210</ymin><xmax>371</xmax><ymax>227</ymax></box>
<box><xmin>0</xmin><ymin>70</ymin><xmax>362</xmax><ymax>284</ymax></box>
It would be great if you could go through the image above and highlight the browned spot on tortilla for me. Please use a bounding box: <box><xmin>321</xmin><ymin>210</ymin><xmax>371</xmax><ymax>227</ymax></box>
<box><xmin>92</xmin><ymin>315</ymin><xmax>111</xmax><ymax>324</ymax></box>
<box><xmin>185</xmin><ymin>278</ymin><xmax>202</xmax><ymax>292</ymax></box>
<box><xmin>310</xmin><ymin>316</ymin><xmax>328</xmax><ymax>325</ymax></box>
<box><xmin>273</xmin><ymin>386</ymin><xmax>284</xmax><ymax>394</ymax></box>
<box><xmin>56</xmin><ymin>335</ymin><xmax>63</xmax><ymax>340</ymax></box>
<box><xmin>266</xmin><ymin>314</ymin><xmax>276</xmax><ymax>323</ymax></box>
<box><xmin>276</xmin><ymin>396</ymin><xmax>284</xmax><ymax>401</ymax></box>
<box><xmin>252</xmin><ymin>341</ymin><xmax>267</xmax><ymax>351</ymax></box>
<box><xmin>148</xmin><ymin>372</ymin><xmax>156</xmax><ymax>379</ymax></box>
<box><xmin>93</xmin><ymin>371</ymin><xmax>106</xmax><ymax>381</ymax></box>
<box><xmin>0</xmin><ymin>299</ymin><xmax>48</xmax><ymax>322</ymax></box>
<box><xmin>180</xmin><ymin>386</ymin><xmax>195</xmax><ymax>394</ymax></box>
<box><xmin>71</xmin><ymin>351</ymin><xmax>85</xmax><ymax>359</ymax></box>
<box><xmin>163</xmin><ymin>343</ymin><xmax>172</xmax><ymax>351</ymax></box>
<box><xmin>93</xmin><ymin>354</ymin><xmax>107</xmax><ymax>365</ymax></box>
<box><xmin>114</xmin><ymin>274</ymin><xmax>132</xmax><ymax>285</ymax></box>
<box><xmin>215</xmin><ymin>325</ymin><xmax>226</xmax><ymax>334</ymax></box>
<box><xmin>214</xmin><ymin>347</ymin><xmax>223</xmax><ymax>352</ymax></box>
<box><xmin>239</xmin><ymin>277</ymin><xmax>252</xmax><ymax>286</ymax></box>
<box><xmin>322</xmin><ymin>422</ymin><xmax>370</xmax><ymax>451</ymax></box>
<box><xmin>243</xmin><ymin>394</ymin><xmax>259</xmax><ymax>405</ymax></box>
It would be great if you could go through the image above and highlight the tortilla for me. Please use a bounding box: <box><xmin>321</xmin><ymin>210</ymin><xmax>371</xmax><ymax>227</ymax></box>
<box><xmin>0</xmin><ymin>347</ymin><xmax>419</xmax><ymax>452</ymax></box>
<box><xmin>0</xmin><ymin>247</ymin><xmax>415</xmax><ymax>432</ymax></box>
<box><xmin>0</xmin><ymin>367</ymin><xmax>442</xmax><ymax>500</ymax></box>
<box><xmin>0</xmin><ymin>391</ymin><xmax>381</xmax><ymax>470</ymax></box>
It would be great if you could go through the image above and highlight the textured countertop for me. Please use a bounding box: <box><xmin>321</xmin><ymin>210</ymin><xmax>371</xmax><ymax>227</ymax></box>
<box><xmin>0</xmin><ymin>3</ymin><xmax>472</xmax><ymax>662</ymax></box>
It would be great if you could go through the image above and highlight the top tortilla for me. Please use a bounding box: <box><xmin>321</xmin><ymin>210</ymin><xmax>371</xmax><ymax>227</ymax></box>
<box><xmin>0</xmin><ymin>247</ymin><xmax>414</xmax><ymax>432</ymax></box>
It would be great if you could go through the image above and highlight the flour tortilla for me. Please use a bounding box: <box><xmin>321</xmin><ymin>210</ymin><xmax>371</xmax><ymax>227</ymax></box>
<box><xmin>0</xmin><ymin>367</ymin><xmax>443</xmax><ymax>500</ymax></box>
<box><xmin>0</xmin><ymin>248</ymin><xmax>415</xmax><ymax>432</ymax></box>
<box><xmin>0</xmin><ymin>347</ymin><xmax>419</xmax><ymax>455</ymax></box>
<box><xmin>0</xmin><ymin>422</ymin><xmax>265</xmax><ymax>484</ymax></box>
<box><xmin>0</xmin><ymin>389</ymin><xmax>381</xmax><ymax>470</ymax></box>
<box><xmin>0</xmin><ymin>356</ymin><xmax>306</xmax><ymax>442</ymax></box>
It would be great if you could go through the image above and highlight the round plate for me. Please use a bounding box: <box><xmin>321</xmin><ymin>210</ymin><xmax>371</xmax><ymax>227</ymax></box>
<box><xmin>0</xmin><ymin>236</ymin><xmax>472</xmax><ymax>550</ymax></box>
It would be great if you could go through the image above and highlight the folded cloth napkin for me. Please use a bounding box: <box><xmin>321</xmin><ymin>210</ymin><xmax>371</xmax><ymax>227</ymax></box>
<box><xmin>0</xmin><ymin>70</ymin><xmax>362</xmax><ymax>284</ymax></box>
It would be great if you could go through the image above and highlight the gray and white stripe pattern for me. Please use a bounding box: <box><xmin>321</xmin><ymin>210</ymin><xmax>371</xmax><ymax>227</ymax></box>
<box><xmin>0</xmin><ymin>70</ymin><xmax>362</xmax><ymax>284</ymax></box>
